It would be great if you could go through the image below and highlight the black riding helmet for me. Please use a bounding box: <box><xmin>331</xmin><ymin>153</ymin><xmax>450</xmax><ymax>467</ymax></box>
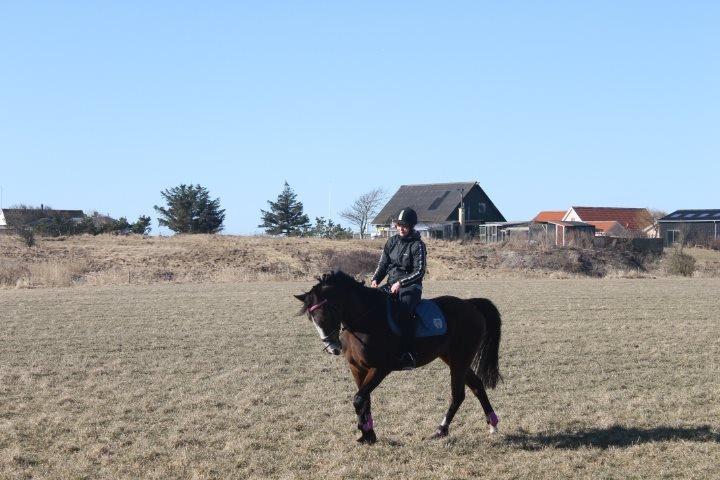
<box><xmin>395</xmin><ymin>208</ymin><xmax>418</xmax><ymax>227</ymax></box>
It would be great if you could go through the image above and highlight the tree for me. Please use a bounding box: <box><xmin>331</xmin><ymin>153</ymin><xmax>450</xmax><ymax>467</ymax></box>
<box><xmin>306</xmin><ymin>217</ymin><xmax>353</xmax><ymax>239</ymax></box>
<box><xmin>131</xmin><ymin>216</ymin><xmax>152</xmax><ymax>235</ymax></box>
<box><xmin>259</xmin><ymin>181</ymin><xmax>310</xmax><ymax>235</ymax></box>
<box><xmin>154</xmin><ymin>184</ymin><xmax>225</xmax><ymax>234</ymax></box>
<box><xmin>340</xmin><ymin>188</ymin><xmax>387</xmax><ymax>239</ymax></box>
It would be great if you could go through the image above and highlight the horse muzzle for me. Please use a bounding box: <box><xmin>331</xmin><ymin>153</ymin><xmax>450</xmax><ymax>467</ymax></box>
<box><xmin>323</xmin><ymin>341</ymin><xmax>342</xmax><ymax>356</ymax></box>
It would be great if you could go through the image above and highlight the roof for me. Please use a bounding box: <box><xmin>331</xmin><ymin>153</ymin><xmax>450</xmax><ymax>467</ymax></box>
<box><xmin>485</xmin><ymin>221</ymin><xmax>532</xmax><ymax>227</ymax></box>
<box><xmin>569</xmin><ymin>207</ymin><xmax>654</xmax><ymax>231</ymax></box>
<box><xmin>584</xmin><ymin>220</ymin><xmax>630</xmax><ymax>236</ymax></box>
<box><xmin>1</xmin><ymin>208</ymin><xmax>84</xmax><ymax>227</ymax></box>
<box><xmin>547</xmin><ymin>220</ymin><xmax>595</xmax><ymax>228</ymax></box>
<box><xmin>659</xmin><ymin>209</ymin><xmax>720</xmax><ymax>222</ymax></box>
<box><xmin>372</xmin><ymin>182</ymin><xmax>478</xmax><ymax>224</ymax></box>
<box><xmin>532</xmin><ymin>211</ymin><xmax>566</xmax><ymax>222</ymax></box>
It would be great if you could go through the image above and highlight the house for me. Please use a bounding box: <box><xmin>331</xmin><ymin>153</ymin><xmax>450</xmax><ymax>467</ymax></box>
<box><xmin>563</xmin><ymin>207</ymin><xmax>655</xmax><ymax>237</ymax></box>
<box><xmin>372</xmin><ymin>181</ymin><xmax>505</xmax><ymax>238</ymax></box>
<box><xmin>583</xmin><ymin>220</ymin><xmax>632</xmax><ymax>237</ymax></box>
<box><xmin>0</xmin><ymin>207</ymin><xmax>85</xmax><ymax>231</ymax></box>
<box><xmin>532</xmin><ymin>211</ymin><xmax>566</xmax><ymax>223</ymax></box>
<box><xmin>658</xmin><ymin>209</ymin><xmax>720</xmax><ymax>247</ymax></box>
<box><xmin>529</xmin><ymin>220</ymin><xmax>596</xmax><ymax>246</ymax></box>
<box><xmin>476</xmin><ymin>221</ymin><xmax>532</xmax><ymax>243</ymax></box>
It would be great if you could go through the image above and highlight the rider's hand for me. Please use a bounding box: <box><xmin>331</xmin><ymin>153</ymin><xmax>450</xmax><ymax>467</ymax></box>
<box><xmin>370</xmin><ymin>280</ymin><xmax>378</xmax><ymax>288</ymax></box>
<box><xmin>390</xmin><ymin>281</ymin><xmax>401</xmax><ymax>295</ymax></box>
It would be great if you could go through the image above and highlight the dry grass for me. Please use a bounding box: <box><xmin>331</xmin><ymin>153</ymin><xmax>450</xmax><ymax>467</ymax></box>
<box><xmin>1</xmin><ymin>278</ymin><xmax>718</xmax><ymax>479</ymax></box>
<box><xmin>2</xmin><ymin>235</ymin><xmax>720</xmax><ymax>290</ymax></box>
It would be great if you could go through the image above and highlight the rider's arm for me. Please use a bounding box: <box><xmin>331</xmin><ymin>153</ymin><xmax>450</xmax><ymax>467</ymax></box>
<box><xmin>371</xmin><ymin>239</ymin><xmax>391</xmax><ymax>284</ymax></box>
<box><xmin>398</xmin><ymin>240</ymin><xmax>426</xmax><ymax>287</ymax></box>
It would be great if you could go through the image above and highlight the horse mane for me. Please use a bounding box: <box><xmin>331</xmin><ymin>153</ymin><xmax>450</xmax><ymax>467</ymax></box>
<box><xmin>318</xmin><ymin>271</ymin><xmax>388</xmax><ymax>305</ymax></box>
<box><xmin>318</xmin><ymin>270</ymin><xmax>366</xmax><ymax>290</ymax></box>
<box><xmin>298</xmin><ymin>271</ymin><xmax>367</xmax><ymax>315</ymax></box>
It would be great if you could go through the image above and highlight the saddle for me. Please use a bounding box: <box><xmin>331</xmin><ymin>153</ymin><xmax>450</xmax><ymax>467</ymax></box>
<box><xmin>385</xmin><ymin>297</ymin><xmax>447</xmax><ymax>338</ymax></box>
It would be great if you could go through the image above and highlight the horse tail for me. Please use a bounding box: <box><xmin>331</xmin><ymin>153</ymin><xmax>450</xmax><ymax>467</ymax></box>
<box><xmin>467</xmin><ymin>298</ymin><xmax>502</xmax><ymax>389</ymax></box>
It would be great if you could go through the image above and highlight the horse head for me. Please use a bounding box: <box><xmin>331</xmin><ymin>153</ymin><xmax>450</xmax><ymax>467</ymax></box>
<box><xmin>294</xmin><ymin>271</ymin><xmax>359</xmax><ymax>355</ymax></box>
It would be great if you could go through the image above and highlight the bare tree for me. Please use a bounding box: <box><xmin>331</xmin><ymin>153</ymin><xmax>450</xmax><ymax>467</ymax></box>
<box><xmin>340</xmin><ymin>188</ymin><xmax>387</xmax><ymax>239</ymax></box>
<box><xmin>646</xmin><ymin>208</ymin><xmax>668</xmax><ymax>239</ymax></box>
<box><xmin>648</xmin><ymin>208</ymin><xmax>668</xmax><ymax>222</ymax></box>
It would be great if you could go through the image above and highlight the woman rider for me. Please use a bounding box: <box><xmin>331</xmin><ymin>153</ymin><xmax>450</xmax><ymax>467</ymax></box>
<box><xmin>370</xmin><ymin>208</ymin><xmax>427</xmax><ymax>370</ymax></box>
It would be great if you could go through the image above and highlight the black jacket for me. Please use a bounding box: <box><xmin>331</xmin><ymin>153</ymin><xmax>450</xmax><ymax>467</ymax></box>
<box><xmin>372</xmin><ymin>230</ymin><xmax>427</xmax><ymax>288</ymax></box>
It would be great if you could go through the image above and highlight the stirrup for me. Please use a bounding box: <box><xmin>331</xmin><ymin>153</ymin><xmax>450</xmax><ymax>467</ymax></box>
<box><xmin>398</xmin><ymin>352</ymin><xmax>416</xmax><ymax>370</ymax></box>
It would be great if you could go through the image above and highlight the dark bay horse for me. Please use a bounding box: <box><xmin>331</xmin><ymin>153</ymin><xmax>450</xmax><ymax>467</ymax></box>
<box><xmin>294</xmin><ymin>271</ymin><xmax>502</xmax><ymax>444</ymax></box>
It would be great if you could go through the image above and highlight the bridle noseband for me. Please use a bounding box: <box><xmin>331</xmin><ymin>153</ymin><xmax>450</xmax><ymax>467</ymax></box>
<box><xmin>308</xmin><ymin>299</ymin><xmax>341</xmax><ymax>353</ymax></box>
<box><xmin>308</xmin><ymin>297</ymin><xmax>371</xmax><ymax>351</ymax></box>
<box><xmin>308</xmin><ymin>299</ymin><xmax>328</xmax><ymax>313</ymax></box>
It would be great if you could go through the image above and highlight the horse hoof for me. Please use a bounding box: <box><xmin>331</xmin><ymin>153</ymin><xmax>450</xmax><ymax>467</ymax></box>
<box><xmin>430</xmin><ymin>425</ymin><xmax>449</xmax><ymax>439</ymax></box>
<box><xmin>357</xmin><ymin>430</ymin><xmax>377</xmax><ymax>444</ymax></box>
<box><xmin>487</xmin><ymin>412</ymin><xmax>499</xmax><ymax>434</ymax></box>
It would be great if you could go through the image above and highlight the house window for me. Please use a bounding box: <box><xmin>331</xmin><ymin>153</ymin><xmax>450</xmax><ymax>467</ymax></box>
<box><xmin>479</xmin><ymin>202</ymin><xmax>486</xmax><ymax>214</ymax></box>
<box><xmin>666</xmin><ymin>230</ymin><xmax>681</xmax><ymax>244</ymax></box>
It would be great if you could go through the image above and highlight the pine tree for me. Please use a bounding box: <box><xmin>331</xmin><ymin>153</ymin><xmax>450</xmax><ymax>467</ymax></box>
<box><xmin>259</xmin><ymin>182</ymin><xmax>310</xmax><ymax>235</ymax></box>
<box><xmin>154</xmin><ymin>184</ymin><xmax>225</xmax><ymax>234</ymax></box>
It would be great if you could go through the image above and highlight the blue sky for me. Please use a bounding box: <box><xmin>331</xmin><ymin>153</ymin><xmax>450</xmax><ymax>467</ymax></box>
<box><xmin>1</xmin><ymin>2</ymin><xmax>718</xmax><ymax>234</ymax></box>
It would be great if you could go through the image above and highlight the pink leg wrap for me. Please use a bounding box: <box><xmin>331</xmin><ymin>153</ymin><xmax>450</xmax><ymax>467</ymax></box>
<box><xmin>362</xmin><ymin>414</ymin><xmax>374</xmax><ymax>432</ymax></box>
<box><xmin>486</xmin><ymin>412</ymin><xmax>499</xmax><ymax>427</ymax></box>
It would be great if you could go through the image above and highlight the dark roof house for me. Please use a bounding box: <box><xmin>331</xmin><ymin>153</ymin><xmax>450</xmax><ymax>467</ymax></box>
<box><xmin>658</xmin><ymin>209</ymin><xmax>720</xmax><ymax>247</ymax></box>
<box><xmin>372</xmin><ymin>182</ymin><xmax>505</xmax><ymax>238</ymax></box>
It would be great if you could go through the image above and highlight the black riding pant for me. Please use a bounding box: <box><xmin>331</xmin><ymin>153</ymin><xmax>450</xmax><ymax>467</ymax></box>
<box><xmin>397</xmin><ymin>284</ymin><xmax>422</xmax><ymax>351</ymax></box>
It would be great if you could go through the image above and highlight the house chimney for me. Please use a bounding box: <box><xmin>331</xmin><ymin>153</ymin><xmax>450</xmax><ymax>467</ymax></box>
<box><xmin>41</xmin><ymin>203</ymin><xmax>44</xmax><ymax>210</ymax></box>
<box><xmin>458</xmin><ymin>188</ymin><xmax>465</xmax><ymax>239</ymax></box>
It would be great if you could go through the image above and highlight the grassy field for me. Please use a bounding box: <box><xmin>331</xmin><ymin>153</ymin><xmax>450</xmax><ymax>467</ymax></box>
<box><xmin>1</xmin><ymin>278</ymin><xmax>719</xmax><ymax>479</ymax></box>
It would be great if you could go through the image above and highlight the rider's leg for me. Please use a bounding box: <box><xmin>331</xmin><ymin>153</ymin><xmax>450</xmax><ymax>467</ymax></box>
<box><xmin>397</xmin><ymin>285</ymin><xmax>421</xmax><ymax>369</ymax></box>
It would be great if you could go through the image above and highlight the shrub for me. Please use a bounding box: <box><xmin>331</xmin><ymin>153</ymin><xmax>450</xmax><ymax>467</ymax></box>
<box><xmin>15</xmin><ymin>227</ymin><xmax>35</xmax><ymax>247</ymax></box>
<box><xmin>0</xmin><ymin>260</ymin><xmax>29</xmax><ymax>286</ymax></box>
<box><xmin>666</xmin><ymin>250</ymin><xmax>696</xmax><ymax>276</ymax></box>
<box><xmin>322</xmin><ymin>249</ymin><xmax>378</xmax><ymax>277</ymax></box>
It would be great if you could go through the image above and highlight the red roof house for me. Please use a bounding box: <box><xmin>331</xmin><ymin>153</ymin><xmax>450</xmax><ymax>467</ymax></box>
<box><xmin>563</xmin><ymin>207</ymin><xmax>655</xmax><ymax>235</ymax></box>
<box><xmin>584</xmin><ymin>220</ymin><xmax>632</xmax><ymax>237</ymax></box>
<box><xmin>532</xmin><ymin>211</ymin><xmax>566</xmax><ymax>223</ymax></box>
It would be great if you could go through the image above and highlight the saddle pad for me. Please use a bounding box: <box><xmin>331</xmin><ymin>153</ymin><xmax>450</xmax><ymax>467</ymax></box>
<box><xmin>387</xmin><ymin>298</ymin><xmax>447</xmax><ymax>338</ymax></box>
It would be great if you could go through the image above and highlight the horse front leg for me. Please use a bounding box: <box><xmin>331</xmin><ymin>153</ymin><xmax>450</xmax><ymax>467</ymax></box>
<box><xmin>352</xmin><ymin>367</ymin><xmax>390</xmax><ymax>444</ymax></box>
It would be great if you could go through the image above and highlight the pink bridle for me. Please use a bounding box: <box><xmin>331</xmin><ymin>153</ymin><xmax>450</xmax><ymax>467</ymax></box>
<box><xmin>308</xmin><ymin>299</ymin><xmax>328</xmax><ymax>313</ymax></box>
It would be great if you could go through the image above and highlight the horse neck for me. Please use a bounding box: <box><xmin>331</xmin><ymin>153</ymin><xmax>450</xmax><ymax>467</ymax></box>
<box><xmin>342</xmin><ymin>287</ymin><xmax>388</xmax><ymax>335</ymax></box>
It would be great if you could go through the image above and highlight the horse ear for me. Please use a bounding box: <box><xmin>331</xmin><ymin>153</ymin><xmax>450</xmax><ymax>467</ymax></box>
<box><xmin>294</xmin><ymin>293</ymin><xmax>307</xmax><ymax>302</ymax></box>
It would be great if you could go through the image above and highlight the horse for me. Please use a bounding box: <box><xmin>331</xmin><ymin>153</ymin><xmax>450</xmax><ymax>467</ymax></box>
<box><xmin>294</xmin><ymin>271</ymin><xmax>502</xmax><ymax>444</ymax></box>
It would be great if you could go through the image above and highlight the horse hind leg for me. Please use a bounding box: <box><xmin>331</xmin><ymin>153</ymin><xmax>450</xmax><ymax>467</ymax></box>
<box><xmin>430</xmin><ymin>360</ymin><xmax>466</xmax><ymax>439</ymax></box>
<box><xmin>465</xmin><ymin>370</ymin><xmax>500</xmax><ymax>433</ymax></box>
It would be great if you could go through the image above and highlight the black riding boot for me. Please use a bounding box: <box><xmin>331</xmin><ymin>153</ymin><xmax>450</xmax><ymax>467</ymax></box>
<box><xmin>397</xmin><ymin>314</ymin><xmax>416</xmax><ymax>370</ymax></box>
